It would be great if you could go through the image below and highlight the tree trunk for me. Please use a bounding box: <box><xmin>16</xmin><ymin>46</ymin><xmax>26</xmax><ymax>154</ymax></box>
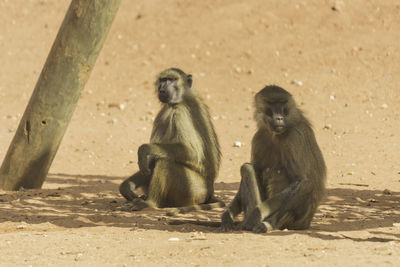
<box><xmin>0</xmin><ymin>0</ymin><xmax>121</xmax><ymax>190</ymax></box>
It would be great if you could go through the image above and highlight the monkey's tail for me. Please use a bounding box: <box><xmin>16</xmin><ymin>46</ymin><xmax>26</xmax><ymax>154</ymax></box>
<box><xmin>165</xmin><ymin>197</ymin><xmax>225</xmax><ymax>216</ymax></box>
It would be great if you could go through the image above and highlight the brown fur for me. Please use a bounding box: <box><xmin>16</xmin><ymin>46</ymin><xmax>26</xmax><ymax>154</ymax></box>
<box><xmin>119</xmin><ymin>68</ymin><xmax>223</xmax><ymax>212</ymax></box>
<box><xmin>220</xmin><ymin>85</ymin><xmax>326</xmax><ymax>233</ymax></box>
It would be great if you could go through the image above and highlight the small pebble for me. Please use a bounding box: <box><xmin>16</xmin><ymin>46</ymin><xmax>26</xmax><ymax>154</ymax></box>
<box><xmin>233</xmin><ymin>141</ymin><xmax>242</xmax><ymax>148</ymax></box>
<box><xmin>168</xmin><ymin>237</ymin><xmax>180</xmax><ymax>241</ymax></box>
<box><xmin>291</xmin><ymin>80</ymin><xmax>303</xmax><ymax>86</ymax></box>
<box><xmin>108</xmin><ymin>103</ymin><xmax>121</xmax><ymax>109</ymax></box>
<box><xmin>331</xmin><ymin>0</ymin><xmax>345</xmax><ymax>12</ymax></box>
<box><xmin>107</xmin><ymin>118</ymin><xmax>118</xmax><ymax>125</ymax></box>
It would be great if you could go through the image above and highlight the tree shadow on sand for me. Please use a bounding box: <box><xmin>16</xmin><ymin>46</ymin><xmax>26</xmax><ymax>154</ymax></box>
<box><xmin>0</xmin><ymin>174</ymin><xmax>399</xmax><ymax>241</ymax></box>
<box><xmin>0</xmin><ymin>173</ymin><xmax>235</xmax><ymax>232</ymax></box>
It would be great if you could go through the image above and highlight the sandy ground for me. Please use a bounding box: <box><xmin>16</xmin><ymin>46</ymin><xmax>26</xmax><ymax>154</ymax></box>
<box><xmin>1</xmin><ymin>0</ymin><xmax>400</xmax><ymax>266</ymax></box>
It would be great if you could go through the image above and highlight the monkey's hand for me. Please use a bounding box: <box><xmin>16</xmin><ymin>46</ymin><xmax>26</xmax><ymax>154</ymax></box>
<box><xmin>241</xmin><ymin>207</ymin><xmax>262</xmax><ymax>231</ymax></box>
<box><xmin>138</xmin><ymin>144</ymin><xmax>156</xmax><ymax>176</ymax></box>
<box><xmin>219</xmin><ymin>211</ymin><xmax>235</xmax><ymax>232</ymax></box>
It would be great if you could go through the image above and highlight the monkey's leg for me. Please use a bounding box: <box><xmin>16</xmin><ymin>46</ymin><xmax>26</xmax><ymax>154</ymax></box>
<box><xmin>257</xmin><ymin>199</ymin><xmax>311</xmax><ymax>233</ymax></box>
<box><xmin>240</xmin><ymin>163</ymin><xmax>263</xmax><ymax>216</ymax></box>
<box><xmin>232</xmin><ymin>163</ymin><xmax>269</xmax><ymax>231</ymax></box>
<box><xmin>241</xmin><ymin>180</ymin><xmax>297</xmax><ymax>232</ymax></box>
<box><xmin>120</xmin><ymin>161</ymin><xmax>158</xmax><ymax>211</ymax></box>
<box><xmin>221</xmin><ymin>163</ymin><xmax>261</xmax><ymax>232</ymax></box>
<box><xmin>119</xmin><ymin>172</ymin><xmax>150</xmax><ymax>201</ymax></box>
<box><xmin>251</xmin><ymin>180</ymin><xmax>314</xmax><ymax>233</ymax></box>
<box><xmin>144</xmin><ymin>159</ymin><xmax>208</xmax><ymax>209</ymax></box>
<box><xmin>242</xmin><ymin>192</ymin><xmax>296</xmax><ymax>233</ymax></box>
<box><xmin>273</xmin><ymin>192</ymin><xmax>315</xmax><ymax>231</ymax></box>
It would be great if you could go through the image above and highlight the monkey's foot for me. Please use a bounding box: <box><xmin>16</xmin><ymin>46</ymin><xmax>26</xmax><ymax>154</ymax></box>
<box><xmin>241</xmin><ymin>208</ymin><xmax>262</xmax><ymax>231</ymax></box>
<box><xmin>121</xmin><ymin>199</ymin><xmax>150</xmax><ymax>212</ymax></box>
<box><xmin>252</xmin><ymin>221</ymin><xmax>273</xmax><ymax>233</ymax></box>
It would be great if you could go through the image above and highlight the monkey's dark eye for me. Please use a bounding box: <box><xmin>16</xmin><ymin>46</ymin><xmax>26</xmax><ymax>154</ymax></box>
<box><xmin>283</xmin><ymin>107</ymin><xmax>289</xmax><ymax>116</ymax></box>
<box><xmin>159</xmin><ymin>77</ymin><xmax>177</xmax><ymax>83</ymax></box>
<box><xmin>265</xmin><ymin>108</ymin><xmax>273</xmax><ymax>117</ymax></box>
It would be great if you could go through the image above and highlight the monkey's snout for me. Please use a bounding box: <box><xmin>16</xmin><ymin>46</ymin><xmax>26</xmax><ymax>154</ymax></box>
<box><xmin>158</xmin><ymin>91</ymin><xmax>170</xmax><ymax>103</ymax></box>
<box><xmin>273</xmin><ymin>116</ymin><xmax>285</xmax><ymax>126</ymax></box>
<box><xmin>272</xmin><ymin>116</ymin><xmax>286</xmax><ymax>133</ymax></box>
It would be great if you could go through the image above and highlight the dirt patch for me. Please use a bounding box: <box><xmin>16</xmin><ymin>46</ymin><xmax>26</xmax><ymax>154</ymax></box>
<box><xmin>0</xmin><ymin>0</ymin><xmax>399</xmax><ymax>266</ymax></box>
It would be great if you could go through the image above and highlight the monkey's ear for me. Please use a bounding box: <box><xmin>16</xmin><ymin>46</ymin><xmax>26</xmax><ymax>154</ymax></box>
<box><xmin>186</xmin><ymin>74</ymin><xmax>193</xmax><ymax>88</ymax></box>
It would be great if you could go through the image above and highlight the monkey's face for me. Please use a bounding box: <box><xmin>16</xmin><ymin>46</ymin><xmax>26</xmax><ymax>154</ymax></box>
<box><xmin>155</xmin><ymin>68</ymin><xmax>193</xmax><ymax>105</ymax></box>
<box><xmin>255</xmin><ymin>86</ymin><xmax>296</xmax><ymax>135</ymax></box>
<box><xmin>263</xmin><ymin>102</ymin><xmax>289</xmax><ymax>134</ymax></box>
<box><xmin>156</xmin><ymin>77</ymin><xmax>184</xmax><ymax>104</ymax></box>
<box><xmin>256</xmin><ymin>98</ymin><xmax>291</xmax><ymax>134</ymax></box>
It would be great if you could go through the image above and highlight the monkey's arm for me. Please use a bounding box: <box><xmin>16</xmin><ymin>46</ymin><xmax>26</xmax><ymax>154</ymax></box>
<box><xmin>138</xmin><ymin>143</ymin><xmax>202</xmax><ymax>175</ymax></box>
<box><xmin>220</xmin><ymin>194</ymin><xmax>242</xmax><ymax>232</ymax></box>
<box><xmin>119</xmin><ymin>172</ymin><xmax>150</xmax><ymax>201</ymax></box>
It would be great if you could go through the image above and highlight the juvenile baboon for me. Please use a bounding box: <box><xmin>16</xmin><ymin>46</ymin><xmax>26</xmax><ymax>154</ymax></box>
<box><xmin>119</xmin><ymin>68</ymin><xmax>223</xmax><ymax>212</ymax></box>
<box><xmin>220</xmin><ymin>85</ymin><xmax>326</xmax><ymax>233</ymax></box>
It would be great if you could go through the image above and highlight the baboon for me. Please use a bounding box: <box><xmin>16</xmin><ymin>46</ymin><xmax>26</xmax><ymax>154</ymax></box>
<box><xmin>220</xmin><ymin>85</ymin><xmax>326</xmax><ymax>233</ymax></box>
<box><xmin>119</xmin><ymin>68</ymin><xmax>223</xmax><ymax>212</ymax></box>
